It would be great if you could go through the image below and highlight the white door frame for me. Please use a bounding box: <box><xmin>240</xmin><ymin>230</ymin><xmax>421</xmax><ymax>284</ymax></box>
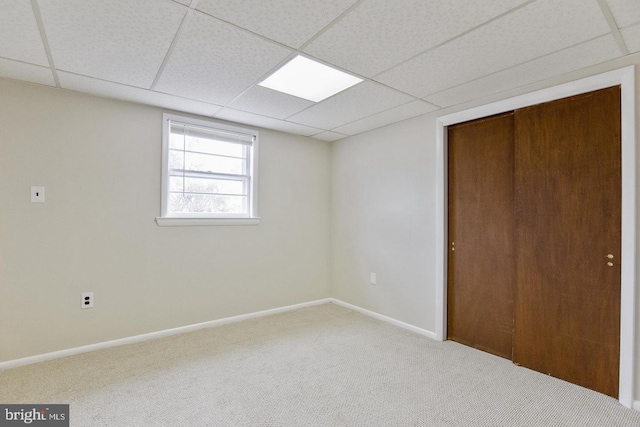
<box><xmin>434</xmin><ymin>66</ymin><xmax>636</xmax><ymax>408</ymax></box>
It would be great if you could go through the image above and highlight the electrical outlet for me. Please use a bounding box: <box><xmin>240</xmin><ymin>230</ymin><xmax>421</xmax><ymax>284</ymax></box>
<box><xmin>81</xmin><ymin>292</ymin><xmax>94</xmax><ymax>309</ymax></box>
<box><xmin>370</xmin><ymin>272</ymin><xmax>377</xmax><ymax>285</ymax></box>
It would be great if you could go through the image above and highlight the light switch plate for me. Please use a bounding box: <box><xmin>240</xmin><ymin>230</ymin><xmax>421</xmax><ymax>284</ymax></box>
<box><xmin>31</xmin><ymin>186</ymin><xmax>45</xmax><ymax>202</ymax></box>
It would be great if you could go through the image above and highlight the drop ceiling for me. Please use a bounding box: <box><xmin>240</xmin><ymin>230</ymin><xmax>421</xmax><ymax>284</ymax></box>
<box><xmin>1</xmin><ymin>0</ymin><xmax>638</xmax><ymax>141</ymax></box>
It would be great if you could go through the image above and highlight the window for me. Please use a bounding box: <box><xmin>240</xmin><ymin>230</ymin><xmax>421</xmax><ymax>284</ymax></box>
<box><xmin>156</xmin><ymin>113</ymin><xmax>259</xmax><ymax>226</ymax></box>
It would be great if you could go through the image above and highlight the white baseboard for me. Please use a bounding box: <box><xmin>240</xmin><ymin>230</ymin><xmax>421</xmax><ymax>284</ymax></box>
<box><xmin>634</xmin><ymin>401</ymin><xmax>640</xmax><ymax>412</ymax></box>
<box><xmin>0</xmin><ymin>298</ymin><xmax>332</xmax><ymax>371</ymax></box>
<box><xmin>1</xmin><ymin>297</ymin><xmax>437</xmax><ymax>371</ymax></box>
<box><xmin>330</xmin><ymin>298</ymin><xmax>437</xmax><ymax>340</ymax></box>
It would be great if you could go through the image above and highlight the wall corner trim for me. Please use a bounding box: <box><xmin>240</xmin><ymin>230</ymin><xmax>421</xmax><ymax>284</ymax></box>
<box><xmin>0</xmin><ymin>298</ymin><xmax>332</xmax><ymax>371</ymax></box>
<box><xmin>330</xmin><ymin>298</ymin><xmax>437</xmax><ymax>340</ymax></box>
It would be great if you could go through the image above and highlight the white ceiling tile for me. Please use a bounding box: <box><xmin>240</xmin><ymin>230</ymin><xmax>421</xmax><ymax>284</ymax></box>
<box><xmin>39</xmin><ymin>0</ymin><xmax>185</xmax><ymax>88</ymax></box>
<box><xmin>287</xmin><ymin>82</ymin><xmax>414</xmax><ymax>130</ymax></box>
<box><xmin>605</xmin><ymin>0</ymin><xmax>640</xmax><ymax>29</ymax></box>
<box><xmin>333</xmin><ymin>100</ymin><xmax>439</xmax><ymax>136</ymax></box>
<box><xmin>312</xmin><ymin>131</ymin><xmax>348</xmax><ymax>142</ymax></box>
<box><xmin>304</xmin><ymin>0</ymin><xmax>529</xmax><ymax>77</ymax></box>
<box><xmin>376</xmin><ymin>0</ymin><xmax>611</xmax><ymax>98</ymax></box>
<box><xmin>621</xmin><ymin>23</ymin><xmax>640</xmax><ymax>52</ymax></box>
<box><xmin>227</xmin><ymin>86</ymin><xmax>314</xmax><ymax>119</ymax></box>
<box><xmin>2</xmin><ymin>0</ymin><xmax>629</xmax><ymax>142</ymax></box>
<box><xmin>424</xmin><ymin>35</ymin><xmax>622</xmax><ymax>108</ymax></box>
<box><xmin>58</xmin><ymin>72</ymin><xmax>222</xmax><ymax>116</ymax></box>
<box><xmin>0</xmin><ymin>59</ymin><xmax>55</xmax><ymax>87</ymax></box>
<box><xmin>215</xmin><ymin>108</ymin><xmax>323</xmax><ymax>137</ymax></box>
<box><xmin>0</xmin><ymin>0</ymin><xmax>48</xmax><ymax>66</ymax></box>
<box><xmin>155</xmin><ymin>11</ymin><xmax>292</xmax><ymax>106</ymax></box>
<box><xmin>196</xmin><ymin>0</ymin><xmax>357</xmax><ymax>48</ymax></box>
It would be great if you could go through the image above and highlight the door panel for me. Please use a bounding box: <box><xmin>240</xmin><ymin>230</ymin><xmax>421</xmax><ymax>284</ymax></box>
<box><xmin>512</xmin><ymin>87</ymin><xmax>621</xmax><ymax>398</ymax></box>
<box><xmin>447</xmin><ymin>112</ymin><xmax>515</xmax><ymax>359</ymax></box>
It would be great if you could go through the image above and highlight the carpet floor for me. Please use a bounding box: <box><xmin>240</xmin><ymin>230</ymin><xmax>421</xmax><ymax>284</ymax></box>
<box><xmin>1</xmin><ymin>303</ymin><xmax>639</xmax><ymax>426</ymax></box>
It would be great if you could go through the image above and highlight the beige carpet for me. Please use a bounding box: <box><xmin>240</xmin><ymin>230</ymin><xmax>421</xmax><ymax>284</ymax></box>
<box><xmin>1</xmin><ymin>303</ymin><xmax>639</xmax><ymax>426</ymax></box>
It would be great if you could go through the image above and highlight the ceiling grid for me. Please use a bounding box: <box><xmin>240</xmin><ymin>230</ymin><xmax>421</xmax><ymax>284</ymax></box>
<box><xmin>0</xmin><ymin>0</ymin><xmax>638</xmax><ymax>140</ymax></box>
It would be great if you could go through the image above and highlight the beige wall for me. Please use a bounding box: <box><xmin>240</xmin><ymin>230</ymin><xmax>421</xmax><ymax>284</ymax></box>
<box><xmin>331</xmin><ymin>54</ymin><xmax>640</xmax><ymax>401</ymax></box>
<box><xmin>0</xmin><ymin>79</ymin><xmax>331</xmax><ymax>362</ymax></box>
<box><xmin>330</xmin><ymin>115</ymin><xmax>437</xmax><ymax>329</ymax></box>
<box><xmin>2</xmin><ymin>51</ymin><xmax>639</xmax><ymax>403</ymax></box>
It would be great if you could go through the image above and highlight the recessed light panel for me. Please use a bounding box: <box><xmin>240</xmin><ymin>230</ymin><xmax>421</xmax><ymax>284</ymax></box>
<box><xmin>258</xmin><ymin>55</ymin><xmax>363</xmax><ymax>102</ymax></box>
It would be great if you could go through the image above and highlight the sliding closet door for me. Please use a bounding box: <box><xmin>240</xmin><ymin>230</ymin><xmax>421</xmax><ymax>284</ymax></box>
<box><xmin>447</xmin><ymin>113</ymin><xmax>515</xmax><ymax>359</ymax></box>
<box><xmin>512</xmin><ymin>87</ymin><xmax>621</xmax><ymax>398</ymax></box>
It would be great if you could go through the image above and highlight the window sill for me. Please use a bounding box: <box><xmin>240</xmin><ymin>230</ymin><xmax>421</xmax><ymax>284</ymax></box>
<box><xmin>155</xmin><ymin>217</ymin><xmax>261</xmax><ymax>227</ymax></box>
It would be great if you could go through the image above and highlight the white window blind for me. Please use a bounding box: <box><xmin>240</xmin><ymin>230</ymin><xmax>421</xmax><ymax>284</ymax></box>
<box><xmin>160</xmin><ymin>114</ymin><xmax>258</xmax><ymax>221</ymax></box>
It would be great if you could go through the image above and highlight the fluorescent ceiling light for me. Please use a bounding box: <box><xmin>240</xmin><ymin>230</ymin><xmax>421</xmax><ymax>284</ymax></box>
<box><xmin>258</xmin><ymin>55</ymin><xmax>363</xmax><ymax>102</ymax></box>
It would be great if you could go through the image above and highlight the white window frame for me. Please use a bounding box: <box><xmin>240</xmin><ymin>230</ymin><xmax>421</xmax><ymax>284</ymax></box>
<box><xmin>155</xmin><ymin>113</ymin><xmax>260</xmax><ymax>226</ymax></box>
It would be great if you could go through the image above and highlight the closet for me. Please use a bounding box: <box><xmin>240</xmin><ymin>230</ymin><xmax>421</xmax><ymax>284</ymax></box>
<box><xmin>447</xmin><ymin>87</ymin><xmax>621</xmax><ymax>398</ymax></box>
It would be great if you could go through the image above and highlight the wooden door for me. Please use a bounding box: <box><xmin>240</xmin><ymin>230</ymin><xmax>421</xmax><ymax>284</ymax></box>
<box><xmin>447</xmin><ymin>112</ymin><xmax>516</xmax><ymax>359</ymax></box>
<box><xmin>512</xmin><ymin>87</ymin><xmax>621</xmax><ymax>398</ymax></box>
